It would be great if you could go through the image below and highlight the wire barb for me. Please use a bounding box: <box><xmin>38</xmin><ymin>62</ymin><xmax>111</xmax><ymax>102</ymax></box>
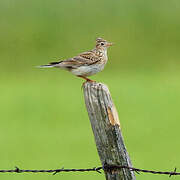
<box><xmin>14</xmin><ymin>167</ymin><xmax>21</xmax><ymax>173</ymax></box>
<box><xmin>169</xmin><ymin>167</ymin><xmax>177</xmax><ymax>177</ymax></box>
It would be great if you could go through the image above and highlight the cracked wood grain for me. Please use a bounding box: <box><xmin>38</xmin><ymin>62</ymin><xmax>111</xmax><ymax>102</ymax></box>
<box><xmin>83</xmin><ymin>82</ymin><xmax>136</xmax><ymax>180</ymax></box>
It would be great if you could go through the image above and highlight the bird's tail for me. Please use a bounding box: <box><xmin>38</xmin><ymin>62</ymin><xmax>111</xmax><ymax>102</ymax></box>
<box><xmin>37</xmin><ymin>61</ymin><xmax>62</xmax><ymax>68</ymax></box>
<box><xmin>37</xmin><ymin>64</ymin><xmax>54</xmax><ymax>68</ymax></box>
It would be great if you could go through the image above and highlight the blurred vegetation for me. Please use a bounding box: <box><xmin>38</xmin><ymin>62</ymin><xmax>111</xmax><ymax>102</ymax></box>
<box><xmin>0</xmin><ymin>0</ymin><xmax>180</xmax><ymax>180</ymax></box>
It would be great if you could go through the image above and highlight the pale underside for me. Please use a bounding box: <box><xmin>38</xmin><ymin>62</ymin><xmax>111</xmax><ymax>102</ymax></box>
<box><xmin>70</xmin><ymin>63</ymin><xmax>106</xmax><ymax>76</ymax></box>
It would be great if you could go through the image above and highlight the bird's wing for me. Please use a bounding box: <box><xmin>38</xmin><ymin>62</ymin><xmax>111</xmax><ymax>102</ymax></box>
<box><xmin>56</xmin><ymin>51</ymin><xmax>100</xmax><ymax>69</ymax></box>
<box><xmin>77</xmin><ymin>51</ymin><xmax>100</xmax><ymax>64</ymax></box>
<box><xmin>43</xmin><ymin>51</ymin><xmax>101</xmax><ymax>70</ymax></box>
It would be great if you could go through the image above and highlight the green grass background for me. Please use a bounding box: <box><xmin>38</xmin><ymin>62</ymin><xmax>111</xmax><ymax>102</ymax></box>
<box><xmin>0</xmin><ymin>0</ymin><xmax>180</xmax><ymax>179</ymax></box>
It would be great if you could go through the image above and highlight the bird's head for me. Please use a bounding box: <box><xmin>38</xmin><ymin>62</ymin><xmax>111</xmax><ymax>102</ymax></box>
<box><xmin>95</xmin><ymin>38</ymin><xmax>113</xmax><ymax>50</ymax></box>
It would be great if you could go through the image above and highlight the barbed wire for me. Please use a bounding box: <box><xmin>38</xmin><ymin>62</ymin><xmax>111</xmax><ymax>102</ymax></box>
<box><xmin>0</xmin><ymin>164</ymin><xmax>179</xmax><ymax>177</ymax></box>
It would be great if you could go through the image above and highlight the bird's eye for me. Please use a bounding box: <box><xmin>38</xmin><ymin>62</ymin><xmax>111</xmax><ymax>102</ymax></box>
<box><xmin>100</xmin><ymin>42</ymin><xmax>104</xmax><ymax>46</ymax></box>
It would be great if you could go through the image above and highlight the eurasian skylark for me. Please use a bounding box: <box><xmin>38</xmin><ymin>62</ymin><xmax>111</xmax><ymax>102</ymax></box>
<box><xmin>38</xmin><ymin>38</ymin><xmax>113</xmax><ymax>82</ymax></box>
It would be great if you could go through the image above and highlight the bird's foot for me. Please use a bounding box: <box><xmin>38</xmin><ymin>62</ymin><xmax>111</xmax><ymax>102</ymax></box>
<box><xmin>81</xmin><ymin>80</ymin><xmax>95</xmax><ymax>89</ymax></box>
<box><xmin>78</xmin><ymin>76</ymin><xmax>96</xmax><ymax>89</ymax></box>
<box><xmin>85</xmin><ymin>78</ymin><xmax>96</xmax><ymax>83</ymax></box>
<box><xmin>78</xmin><ymin>75</ymin><xmax>95</xmax><ymax>85</ymax></box>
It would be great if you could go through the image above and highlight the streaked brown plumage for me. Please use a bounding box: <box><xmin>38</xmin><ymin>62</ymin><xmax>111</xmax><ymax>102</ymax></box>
<box><xmin>38</xmin><ymin>38</ymin><xmax>113</xmax><ymax>82</ymax></box>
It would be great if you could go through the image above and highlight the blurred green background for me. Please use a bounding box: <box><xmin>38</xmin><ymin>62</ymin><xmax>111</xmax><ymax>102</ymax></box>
<box><xmin>0</xmin><ymin>0</ymin><xmax>180</xmax><ymax>179</ymax></box>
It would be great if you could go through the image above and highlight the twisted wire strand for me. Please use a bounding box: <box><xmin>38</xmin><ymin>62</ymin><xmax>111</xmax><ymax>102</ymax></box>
<box><xmin>0</xmin><ymin>165</ymin><xmax>179</xmax><ymax>176</ymax></box>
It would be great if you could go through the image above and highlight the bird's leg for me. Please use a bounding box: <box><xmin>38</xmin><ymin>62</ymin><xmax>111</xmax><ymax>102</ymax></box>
<box><xmin>77</xmin><ymin>75</ymin><xmax>95</xmax><ymax>82</ymax></box>
<box><xmin>78</xmin><ymin>76</ymin><xmax>95</xmax><ymax>89</ymax></box>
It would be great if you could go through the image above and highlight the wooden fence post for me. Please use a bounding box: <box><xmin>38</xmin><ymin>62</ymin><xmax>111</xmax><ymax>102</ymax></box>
<box><xmin>83</xmin><ymin>82</ymin><xmax>136</xmax><ymax>180</ymax></box>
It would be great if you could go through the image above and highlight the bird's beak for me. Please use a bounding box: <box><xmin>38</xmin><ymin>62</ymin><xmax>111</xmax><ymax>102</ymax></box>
<box><xmin>106</xmin><ymin>42</ymin><xmax>113</xmax><ymax>47</ymax></box>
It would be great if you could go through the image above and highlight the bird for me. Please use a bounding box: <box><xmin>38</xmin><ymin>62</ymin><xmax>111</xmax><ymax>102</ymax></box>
<box><xmin>38</xmin><ymin>38</ymin><xmax>113</xmax><ymax>82</ymax></box>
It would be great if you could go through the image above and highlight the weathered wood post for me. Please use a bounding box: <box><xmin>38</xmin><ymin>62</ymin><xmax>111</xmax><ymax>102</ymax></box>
<box><xmin>83</xmin><ymin>82</ymin><xmax>136</xmax><ymax>180</ymax></box>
